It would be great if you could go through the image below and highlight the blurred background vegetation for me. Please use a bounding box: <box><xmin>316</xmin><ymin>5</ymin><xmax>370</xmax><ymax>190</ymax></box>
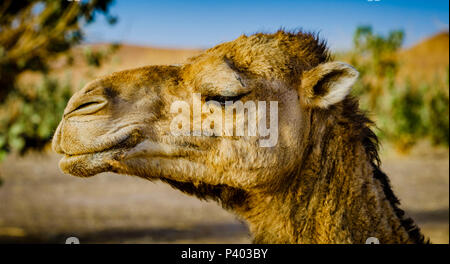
<box><xmin>339</xmin><ymin>26</ymin><xmax>449</xmax><ymax>152</ymax></box>
<box><xmin>0</xmin><ymin>0</ymin><xmax>448</xmax><ymax>243</ymax></box>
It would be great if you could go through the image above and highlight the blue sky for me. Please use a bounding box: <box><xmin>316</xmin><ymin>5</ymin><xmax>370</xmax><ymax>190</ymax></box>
<box><xmin>85</xmin><ymin>0</ymin><xmax>449</xmax><ymax>51</ymax></box>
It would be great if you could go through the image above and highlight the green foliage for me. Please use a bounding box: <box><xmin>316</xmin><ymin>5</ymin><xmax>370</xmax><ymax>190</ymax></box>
<box><xmin>423</xmin><ymin>71</ymin><xmax>450</xmax><ymax>146</ymax></box>
<box><xmin>354</xmin><ymin>26</ymin><xmax>404</xmax><ymax>56</ymax></box>
<box><xmin>0</xmin><ymin>76</ymin><xmax>71</xmax><ymax>160</ymax></box>
<box><xmin>386</xmin><ymin>81</ymin><xmax>426</xmax><ymax>149</ymax></box>
<box><xmin>385</xmin><ymin>77</ymin><xmax>450</xmax><ymax>149</ymax></box>
<box><xmin>351</xmin><ymin>25</ymin><xmax>404</xmax><ymax>110</ymax></box>
<box><xmin>0</xmin><ymin>0</ymin><xmax>116</xmax><ymax>102</ymax></box>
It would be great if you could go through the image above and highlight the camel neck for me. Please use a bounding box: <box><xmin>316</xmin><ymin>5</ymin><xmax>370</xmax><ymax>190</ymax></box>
<box><xmin>236</xmin><ymin>117</ymin><xmax>422</xmax><ymax>243</ymax></box>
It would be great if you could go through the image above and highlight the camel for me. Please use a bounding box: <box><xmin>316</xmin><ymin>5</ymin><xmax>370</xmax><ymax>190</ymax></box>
<box><xmin>52</xmin><ymin>30</ymin><xmax>426</xmax><ymax>244</ymax></box>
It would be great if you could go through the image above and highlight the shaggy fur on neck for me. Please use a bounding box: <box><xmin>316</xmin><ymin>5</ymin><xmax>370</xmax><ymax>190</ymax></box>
<box><xmin>333</xmin><ymin>97</ymin><xmax>426</xmax><ymax>244</ymax></box>
<box><xmin>161</xmin><ymin>96</ymin><xmax>426</xmax><ymax>244</ymax></box>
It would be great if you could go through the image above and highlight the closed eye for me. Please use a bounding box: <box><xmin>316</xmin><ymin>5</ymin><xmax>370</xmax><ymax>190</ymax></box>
<box><xmin>205</xmin><ymin>91</ymin><xmax>251</xmax><ymax>106</ymax></box>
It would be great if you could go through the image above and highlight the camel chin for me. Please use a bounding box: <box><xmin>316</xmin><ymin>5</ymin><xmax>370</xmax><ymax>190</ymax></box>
<box><xmin>59</xmin><ymin>150</ymin><xmax>119</xmax><ymax>177</ymax></box>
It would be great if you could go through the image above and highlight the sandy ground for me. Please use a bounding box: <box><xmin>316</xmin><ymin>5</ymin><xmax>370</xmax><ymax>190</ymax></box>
<box><xmin>0</xmin><ymin>147</ymin><xmax>448</xmax><ymax>244</ymax></box>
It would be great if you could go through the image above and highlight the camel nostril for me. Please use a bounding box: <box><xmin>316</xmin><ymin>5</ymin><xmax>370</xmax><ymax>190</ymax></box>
<box><xmin>64</xmin><ymin>98</ymin><xmax>108</xmax><ymax>118</ymax></box>
<box><xmin>72</xmin><ymin>101</ymin><xmax>99</xmax><ymax>112</ymax></box>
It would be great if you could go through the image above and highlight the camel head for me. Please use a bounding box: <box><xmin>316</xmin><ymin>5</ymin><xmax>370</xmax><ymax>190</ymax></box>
<box><xmin>52</xmin><ymin>30</ymin><xmax>358</xmax><ymax>198</ymax></box>
<box><xmin>52</xmin><ymin>31</ymin><xmax>428</xmax><ymax>244</ymax></box>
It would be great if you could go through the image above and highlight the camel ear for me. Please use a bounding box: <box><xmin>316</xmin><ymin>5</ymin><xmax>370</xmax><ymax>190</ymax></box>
<box><xmin>300</xmin><ymin>62</ymin><xmax>359</xmax><ymax>108</ymax></box>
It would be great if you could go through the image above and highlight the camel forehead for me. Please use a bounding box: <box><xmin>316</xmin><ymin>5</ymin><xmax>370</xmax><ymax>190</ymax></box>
<box><xmin>202</xmin><ymin>31</ymin><xmax>329</xmax><ymax>62</ymax></box>
<box><xmin>185</xmin><ymin>31</ymin><xmax>330</xmax><ymax>82</ymax></box>
<box><xmin>87</xmin><ymin>31</ymin><xmax>330</xmax><ymax>95</ymax></box>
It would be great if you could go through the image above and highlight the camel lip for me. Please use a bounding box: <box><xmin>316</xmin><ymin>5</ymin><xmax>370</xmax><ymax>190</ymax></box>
<box><xmin>58</xmin><ymin>131</ymin><xmax>145</xmax><ymax>178</ymax></box>
<box><xmin>61</xmin><ymin>135</ymin><xmax>133</xmax><ymax>157</ymax></box>
<box><xmin>58</xmin><ymin>137</ymin><xmax>204</xmax><ymax>178</ymax></box>
<box><xmin>59</xmin><ymin>152</ymin><xmax>115</xmax><ymax>178</ymax></box>
<box><xmin>58</xmin><ymin>138</ymin><xmax>137</xmax><ymax>178</ymax></box>
<box><xmin>58</xmin><ymin>127</ymin><xmax>143</xmax><ymax>157</ymax></box>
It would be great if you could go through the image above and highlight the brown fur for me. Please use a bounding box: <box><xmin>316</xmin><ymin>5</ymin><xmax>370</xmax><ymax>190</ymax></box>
<box><xmin>52</xmin><ymin>30</ymin><xmax>426</xmax><ymax>244</ymax></box>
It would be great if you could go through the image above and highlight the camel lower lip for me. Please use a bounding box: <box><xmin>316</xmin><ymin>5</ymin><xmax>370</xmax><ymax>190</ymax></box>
<box><xmin>59</xmin><ymin>154</ymin><xmax>95</xmax><ymax>177</ymax></box>
<box><xmin>60</xmin><ymin>153</ymin><xmax>88</xmax><ymax>166</ymax></box>
<box><xmin>59</xmin><ymin>150</ymin><xmax>122</xmax><ymax>177</ymax></box>
<box><xmin>58</xmin><ymin>138</ymin><xmax>203</xmax><ymax>178</ymax></box>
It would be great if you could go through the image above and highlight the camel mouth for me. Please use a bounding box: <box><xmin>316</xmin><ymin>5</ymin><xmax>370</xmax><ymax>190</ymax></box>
<box><xmin>58</xmin><ymin>130</ymin><xmax>143</xmax><ymax>177</ymax></box>
<box><xmin>63</xmin><ymin>130</ymin><xmax>139</xmax><ymax>157</ymax></box>
<box><xmin>58</xmin><ymin>136</ymin><xmax>205</xmax><ymax>178</ymax></box>
<box><xmin>59</xmin><ymin>149</ymin><xmax>125</xmax><ymax>178</ymax></box>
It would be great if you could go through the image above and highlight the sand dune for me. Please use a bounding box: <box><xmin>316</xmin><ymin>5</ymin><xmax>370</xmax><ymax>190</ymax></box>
<box><xmin>398</xmin><ymin>31</ymin><xmax>449</xmax><ymax>84</ymax></box>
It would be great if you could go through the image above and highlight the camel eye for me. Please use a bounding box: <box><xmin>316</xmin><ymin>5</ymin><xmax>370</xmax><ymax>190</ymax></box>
<box><xmin>205</xmin><ymin>91</ymin><xmax>250</xmax><ymax>106</ymax></box>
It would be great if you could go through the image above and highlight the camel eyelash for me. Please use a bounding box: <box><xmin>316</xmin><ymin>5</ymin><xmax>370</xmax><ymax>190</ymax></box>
<box><xmin>204</xmin><ymin>91</ymin><xmax>251</xmax><ymax>106</ymax></box>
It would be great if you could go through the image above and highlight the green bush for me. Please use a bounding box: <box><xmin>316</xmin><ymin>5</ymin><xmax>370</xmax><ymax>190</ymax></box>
<box><xmin>423</xmin><ymin>72</ymin><xmax>450</xmax><ymax>146</ymax></box>
<box><xmin>386</xmin><ymin>81</ymin><xmax>426</xmax><ymax>149</ymax></box>
<box><xmin>0</xmin><ymin>0</ymin><xmax>116</xmax><ymax>102</ymax></box>
<box><xmin>0</xmin><ymin>76</ymin><xmax>71</xmax><ymax>160</ymax></box>
<box><xmin>349</xmin><ymin>26</ymin><xmax>449</xmax><ymax>150</ymax></box>
<box><xmin>382</xmin><ymin>72</ymin><xmax>450</xmax><ymax>149</ymax></box>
